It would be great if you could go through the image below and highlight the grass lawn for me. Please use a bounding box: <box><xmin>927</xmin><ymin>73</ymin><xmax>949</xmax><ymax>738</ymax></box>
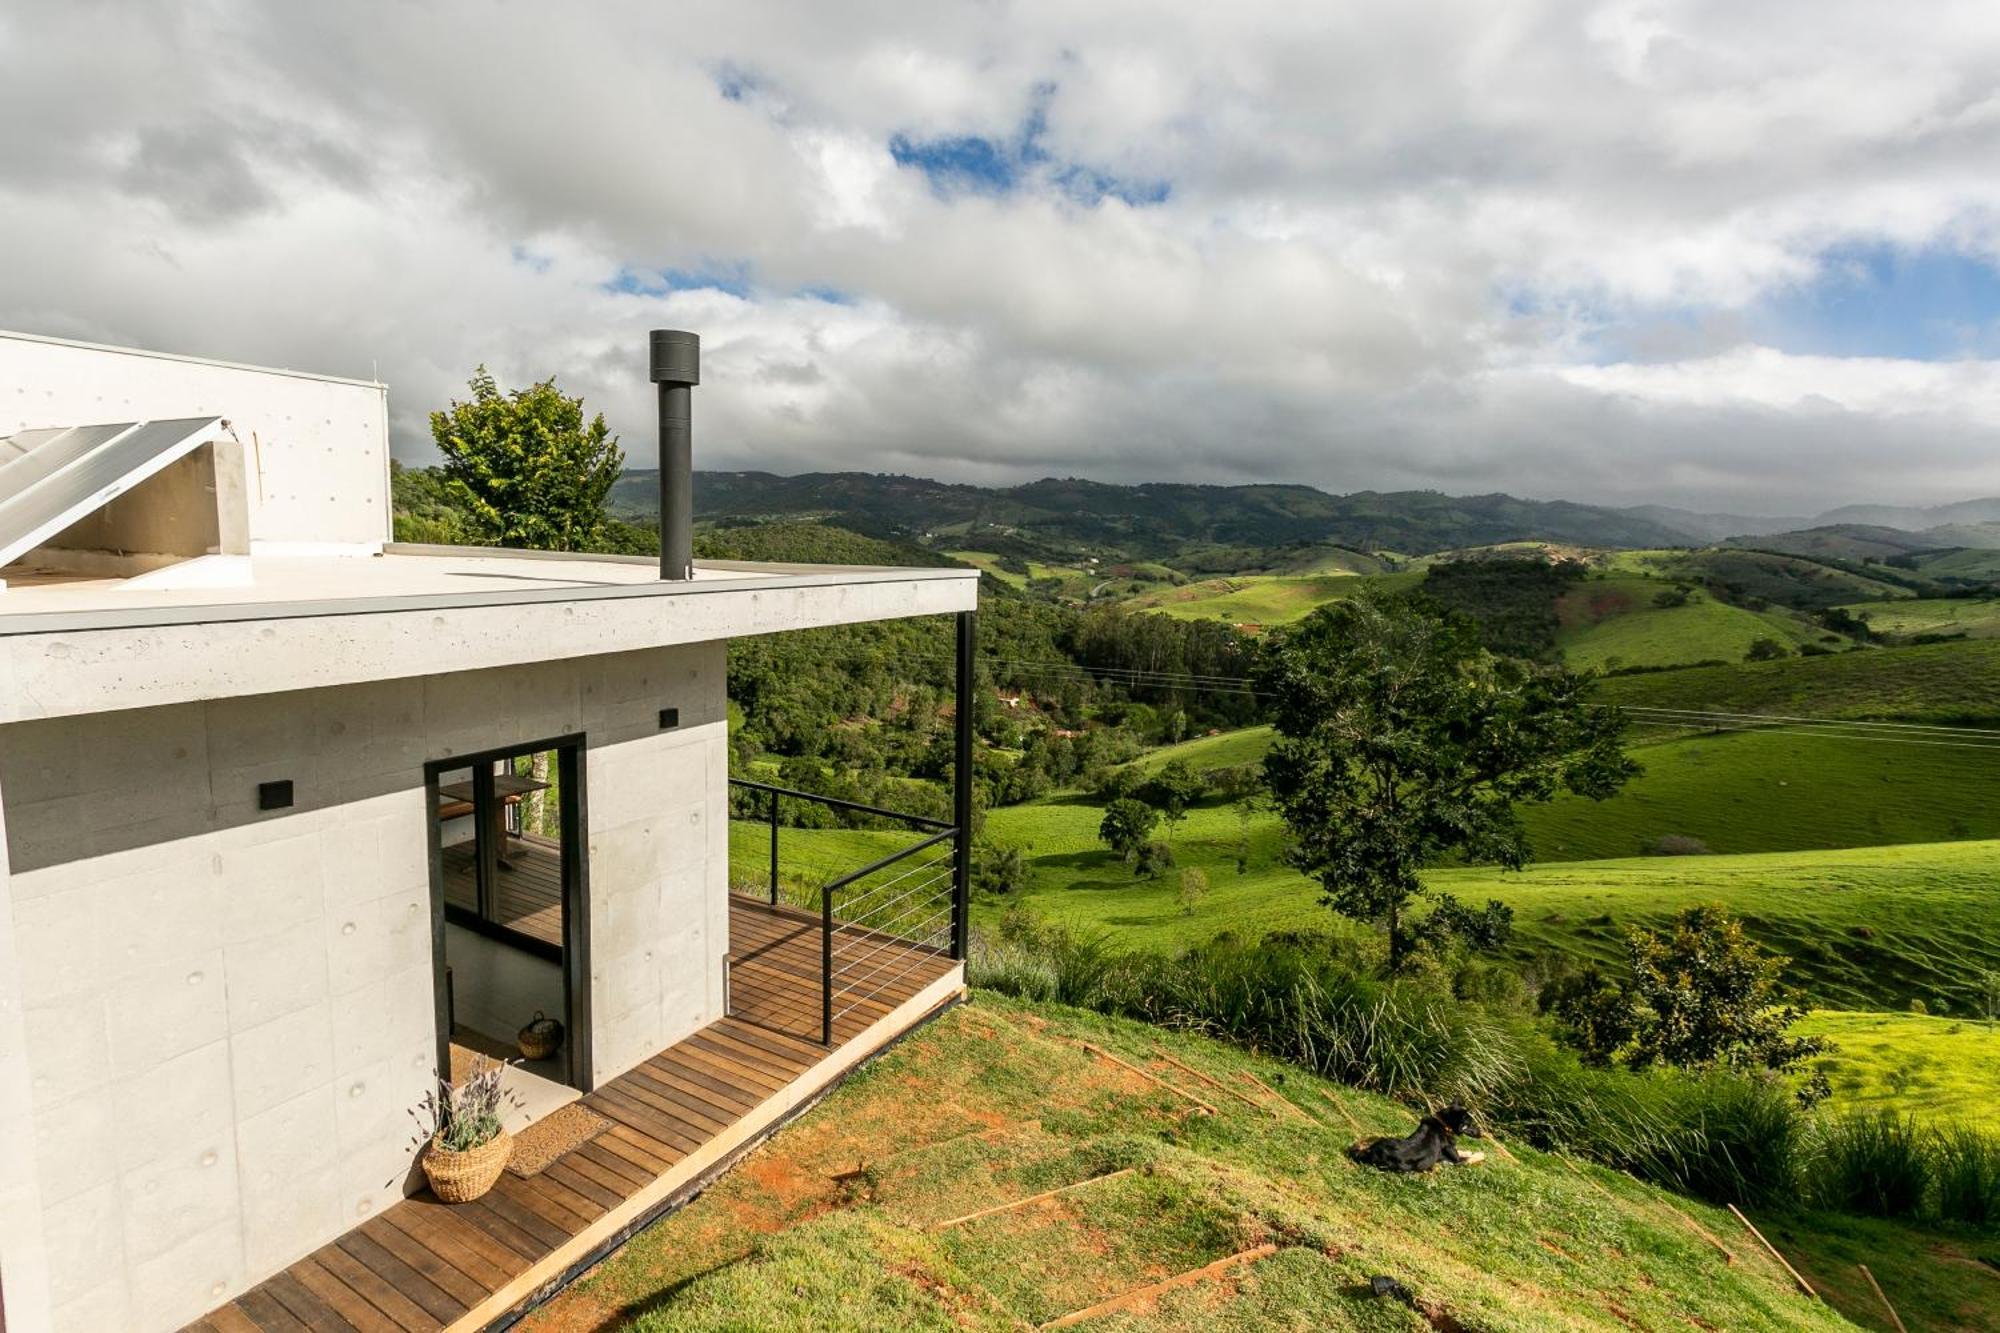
<box><xmin>1596</xmin><ymin>637</ymin><xmax>2000</xmax><ymax>725</ymax></box>
<box><xmin>519</xmin><ymin>994</ymin><xmax>1966</xmax><ymax>1332</ymax></box>
<box><xmin>945</xmin><ymin>550</ymin><xmax>1028</xmax><ymax>588</ymax></box>
<box><xmin>1127</xmin><ymin>571</ymin><xmax>1424</xmax><ymax>625</ymax></box>
<box><xmin>1556</xmin><ymin>578</ymin><xmax>1828</xmax><ymax>671</ymax></box>
<box><xmin>1103</xmin><ymin>720</ymin><xmax>2000</xmax><ymax>863</ymax></box>
<box><xmin>1842</xmin><ymin>596</ymin><xmax>2000</xmax><ymax>640</ymax></box>
<box><xmin>1797</xmin><ymin>1010</ymin><xmax>2000</xmax><ymax>1131</ymax></box>
<box><xmin>978</xmin><ymin>772</ymin><xmax>2000</xmax><ymax>1011</ymax></box>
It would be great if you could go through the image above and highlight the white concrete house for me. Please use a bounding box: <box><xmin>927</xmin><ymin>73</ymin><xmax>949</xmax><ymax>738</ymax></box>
<box><xmin>0</xmin><ymin>329</ymin><xmax>978</xmax><ymax>1333</ymax></box>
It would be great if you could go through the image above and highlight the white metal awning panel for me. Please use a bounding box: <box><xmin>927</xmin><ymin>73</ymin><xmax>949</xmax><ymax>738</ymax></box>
<box><xmin>0</xmin><ymin>416</ymin><xmax>225</xmax><ymax>566</ymax></box>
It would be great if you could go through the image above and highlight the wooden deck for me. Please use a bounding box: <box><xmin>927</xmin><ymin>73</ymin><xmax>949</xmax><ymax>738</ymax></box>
<box><xmin>440</xmin><ymin>834</ymin><xmax>563</xmax><ymax>949</ymax></box>
<box><xmin>186</xmin><ymin>897</ymin><xmax>962</xmax><ymax>1333</ymax></box>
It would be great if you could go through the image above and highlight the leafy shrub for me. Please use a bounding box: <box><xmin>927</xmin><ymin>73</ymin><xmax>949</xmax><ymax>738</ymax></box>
<box><xmin>1176</xmin><ymin>867</ymin><xmax>1210</xmax><ymax>916</ymax></box>
<box><xmin>1744</xmin><ymin>637</ymin><xmax>1789</xmax><ymax>661</ymax></box>
<box><xmin>1808</xmin><ymin>1112</ymin><xmax>1930</xmax><ymax>1219</ymax></box>
<box><xmin>1644</xmin><ymin>834</ymin><xmax>1712</xmax><ymax>856</ymax></box>
<box><xmin>1933</xmin><ymin>1125</ymin><xmax>2000</xmax><ymax>1227</ymax></box>
<box><xmin>1133</xmin><ymin>839</ymin><xmax>1176</xmax><ymax>878</ymax></box>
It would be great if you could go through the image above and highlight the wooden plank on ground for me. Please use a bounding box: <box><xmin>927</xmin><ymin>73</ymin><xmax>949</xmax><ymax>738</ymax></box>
<box><xmin>336</xmin><ymin>1231</ymin><xmax>466</xmax><ymax>1326</ymax></box>
<box><xmin>263</xmin><ymin>1270</ymin><xmax>361</xmax><ymax>1332</ymax></box>
<box><xmin>288</xmin><ymin>1255</ymin><xmax>413</xmax><ymax>1333</ymax></box>
<box><xmin>357</xmin><ymin>1216</ymin><xmax>489</xmax><ymax>1309</ymax></box>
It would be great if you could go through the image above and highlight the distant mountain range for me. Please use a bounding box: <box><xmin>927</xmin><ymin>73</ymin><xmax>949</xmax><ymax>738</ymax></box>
<box><xmin>607</xmin><ymin>468</ymin><xmax>2000</xmax><ymax>560</ymax></box>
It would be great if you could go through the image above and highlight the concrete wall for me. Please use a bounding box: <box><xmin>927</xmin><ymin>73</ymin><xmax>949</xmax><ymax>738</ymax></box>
<box><xmin>0</xmin><ymin>640</ymin><xmax>727</xmax><ymax>1333</ymax></box>
<box><xmin>0</xmin><ymin>330</ymin><xmax>388</xmax><ymax>553</ymax></box>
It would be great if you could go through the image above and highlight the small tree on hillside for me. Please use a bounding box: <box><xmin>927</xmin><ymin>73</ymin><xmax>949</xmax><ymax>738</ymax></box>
<box><xmin>1140</xmin><ymin>759</ymin><xmax>1203</xmax><ymax>843</ymax></box>
<box><xmin>1098</xmin><ymin>798</ymin><xmax>1159</xmax><ymax>863</ymax></box>
<box><xmin>1254</xmin><ymin>589</ymin><xmax>1636</xmax><ymax>970</ymax></box>
<box><xmin>1552</xmin><ymin>904</ymin><xmax>1828</xmax><ymax>1090</ymax></box>
<box><xmin>431</xmin><ymin>366</ymin><xmax>624</xmax><ymax>551</ymax></box>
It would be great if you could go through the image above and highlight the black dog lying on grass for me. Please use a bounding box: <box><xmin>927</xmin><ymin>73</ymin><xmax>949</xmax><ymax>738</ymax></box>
<box><xmin>1348</xmin><ymin>1105</ymin><xmax>1486</xmax><ymax>1173</ymax></box>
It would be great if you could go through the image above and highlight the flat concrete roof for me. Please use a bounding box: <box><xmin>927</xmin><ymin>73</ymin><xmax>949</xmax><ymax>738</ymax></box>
<box><xmin>0</xmin><ymin>545</ymin><xmax>977</xmax><ymax>635</ymax></box>
<box><xmin>0</xmin><ymin>545</ymin><xmax>979</xmax><ymax>722</ymax></box>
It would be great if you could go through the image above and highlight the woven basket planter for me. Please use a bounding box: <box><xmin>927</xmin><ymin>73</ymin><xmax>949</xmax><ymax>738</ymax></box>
<box><xmin>423</xmin><ymin>1129</ymin><xmax>513</xmax><ymax>1204</ymax></box>
<box><xmin>517</xmin><ymin>1011</ymin><xmax>564</xmax><ymax>1062</ymax></box>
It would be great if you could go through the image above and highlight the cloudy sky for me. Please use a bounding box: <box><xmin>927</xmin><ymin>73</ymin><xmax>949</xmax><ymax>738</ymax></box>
<box><xmin>5</xmin><ymin>1</ymin><xmax>2000</xmax><ymax>514</ymax></box>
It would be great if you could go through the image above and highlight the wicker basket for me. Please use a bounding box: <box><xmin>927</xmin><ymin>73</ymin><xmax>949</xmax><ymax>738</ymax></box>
<box><xmin>518</xmin><ymin>1011</ymin><xmax>564</xmax><ymax>1061</ymax></box>
<box><xmin>423</xmin><ymin>1129</ymin><xmax>513</xmax><ymax>1204</ymax></box>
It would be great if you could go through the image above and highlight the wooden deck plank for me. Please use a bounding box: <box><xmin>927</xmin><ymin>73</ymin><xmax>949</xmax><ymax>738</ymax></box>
<box><xmin>264</xmin><ymin>1271</ymin><xmax>361</xmax><ymax>1333</ymax></box>
<box><xmin>541</xmin><ymin>1159</ymin><xmax>627</xmax><ymax>1211</ymax></box>
<box><xmin>596</xmin><ymin>1122</ymin><xmax>678</xmax><ymax>1175</ymax></box>
<box><xmin>567</xmin><ymin>1143</ymin><xmax>651</xmax><ymax>1193</ymax></box>
<box><xmin>234</xmin><ymin>1288</ymin><xmax>311</xmax><ymax>1332</ymax></box>
<box><xmin>194</xmin><ymin>896</ymin><xmax>961</xmax><ymax>1333</ymax></box>
<box><xmin>489</xmin><ymin>1171</ymin><xmax>595</xmax><ymax>1235</ymax></box>
<box><xmin>201</xmin><ymin>1307</ymin><xmax>269</xmax><ymax>1333</ymax></box>
<box><xmin>336</xmin><ymin>1231</ymin><xmax>466</xmax><ymax>1326</ymax></box>
<box><xmin>590</xmin><ymin>1085</ymin><xmax>708</xmax><ymax>1155</ymax></box>
<box><xmin>358</xmin><ymin>1216</ymin><xmax>491</xmax><ymax>1310</ymax></box>
<box><xmin>379</xmin><ymin>1202</ymin><xmax>528</xmax><ymax>1286</ymax></box>
<box><xmin>314</xmin><ymin>1244</ymin><xmax>441</xmax><ymax>1333</ymax></box>
<box><xmin>447</xmin><ymin>1197</ymin><xmax>550</xmax><ymax>1264</ymax></box>
<box><xmin>289</xmin><ymin>1258</ymin><xmax>405</xmax><ymax>1333</ymax></box>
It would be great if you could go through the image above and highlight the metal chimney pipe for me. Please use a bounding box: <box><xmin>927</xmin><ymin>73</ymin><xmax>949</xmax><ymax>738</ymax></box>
<box><xmin>648</xmin><ymin>329</ymin><xmax>699</xmax><ymax>580</ymax></box>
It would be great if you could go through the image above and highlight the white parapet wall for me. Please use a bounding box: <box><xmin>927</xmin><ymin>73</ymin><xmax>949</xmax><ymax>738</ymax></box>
<box><xmin>0</xmin><ymin>640</ymin><xmax>728</xmax><ymax>1333</ymax></box>
<box><xmin>0</xmin><ymin>329</ymin><xmax>390</xmax><ymax>556</ymax></box>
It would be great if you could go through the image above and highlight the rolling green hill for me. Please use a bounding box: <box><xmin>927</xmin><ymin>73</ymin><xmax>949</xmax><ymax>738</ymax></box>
<box><xmin>1554</xmin><ymin>577</ymin><xmax>1827</xmax><ymax>670</ymax></box>
<box><xmin>1123</xmin><ymin>572</ymin><xmax>1415</xmax><ymax>624</ymax></box>
<box><xmin>1090</xmin><ymin>710</ymin><xmax>2000</xmax><ymax>864</ymax></box>
<box><xmin>525</xmin><ymin>995</ymin><xmax>1984</xmax><ymax>1333</ymax></box>
<box><xmin>1840</xmin><ymin>596</ymin><xmax>2000</xmax><ymax>641</ymax></box>
<box><xmin>1596</xmin><ymin>638</ymin><xmax>2000</xmax><ymax>725</ymax></box>
<box><xmin>639</xmin><ymin>470</ymin><xmax>1704</xmax><ymax>559</ymax></box>
<box><xmin>981</xmin><ymin>781</ymin><xmax>2000</xmax><ymax>1011</ymax></box>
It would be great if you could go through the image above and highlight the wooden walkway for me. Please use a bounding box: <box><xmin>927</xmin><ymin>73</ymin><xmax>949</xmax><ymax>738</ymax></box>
<box><xmin>186</xmin><ymin>897</ymin><xmax>961</xmax><ymax>1333</ymax></box>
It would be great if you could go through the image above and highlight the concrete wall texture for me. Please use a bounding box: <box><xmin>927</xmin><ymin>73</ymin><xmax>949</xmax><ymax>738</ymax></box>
<box><xmin>0</xmin><ymin>640</ymin><xmax>727</xmax><ymax>1333</ymax></box>
<box><xmin>0</xmin><ymin>330</ymin><xmax>390</xmax><ymax>553</ymax></box>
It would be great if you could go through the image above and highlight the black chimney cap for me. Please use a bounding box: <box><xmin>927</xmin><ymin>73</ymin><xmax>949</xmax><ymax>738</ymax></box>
<box><xmin>649</xmin><ymin>329</ymin><xmax>700</xmax><ymax>385</ymax></box>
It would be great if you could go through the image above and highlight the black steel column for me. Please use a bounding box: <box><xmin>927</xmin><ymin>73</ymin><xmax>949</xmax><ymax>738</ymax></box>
<box><xmin>821</xmin><ymin>884</ymin><xmax>835</xmax><ymax>1045</ymax></box>
<box><xmin>648</xmin><ymin>329</ymin><xmax>699</xmax><ymax>580</ymax></box>
<box><xmin>768</xmin><ymin>787</ymin><xmax>781</xmax><ymax>906</ymax></box>
<box><xmin>951</xmin><ymin>609</ymin><xmax>975</xmax><ymax>960</ymax></box>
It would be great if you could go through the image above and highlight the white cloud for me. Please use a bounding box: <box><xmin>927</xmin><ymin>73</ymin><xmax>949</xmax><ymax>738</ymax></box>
<box><xmin>3</xmin><ymin>0</ymin><xmax>2000</xmax><ymax>512</ymax></box>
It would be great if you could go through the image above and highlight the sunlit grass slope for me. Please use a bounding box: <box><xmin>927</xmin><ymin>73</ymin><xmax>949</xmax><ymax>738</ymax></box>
<box><xmin>521</xmin><ymin>995</ymin><xmax>1963</xmax><ymax>1333</ymax></box>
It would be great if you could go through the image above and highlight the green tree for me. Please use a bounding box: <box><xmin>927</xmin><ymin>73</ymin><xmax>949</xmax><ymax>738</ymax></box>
<box><xmin>1744</xmin><ymin>636</ymin><xmax>1789</xmax><ymax>661</ymax></box>
<box><xmin>1619</xmin><ymin>904</ymin><xmax>1827</xmax><ymax>1078</ymax></box>
<box><xmin>1140</xmin><ymin>759</ymin><xmax>1203</xmax><ymax>842</ymax></box>
<box><xmin>1098</xmin><ymin>798</ymin><xmax>1159</xmax><ymax>863</ymax></box>
<box><xmin>430</xmin><ymin>366</ymin><xmax>624</xmax><ymax>551</ymax></box>
<box><xmin>1254</xmin><ymin>589</ymin><xmax>1636</xmax><ymax>970</ymax></box>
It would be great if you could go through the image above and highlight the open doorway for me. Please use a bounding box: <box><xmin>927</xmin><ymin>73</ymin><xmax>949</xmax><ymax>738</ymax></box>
<box><xmin>426</xmin><ymin>734</ymin><xmax>593</xmax><ymax>1129</ymax></box>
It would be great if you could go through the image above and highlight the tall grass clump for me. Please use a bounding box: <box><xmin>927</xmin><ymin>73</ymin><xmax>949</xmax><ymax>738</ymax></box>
<box><xmin>973</xmin><ymin>918</ymin><xmax>1516</xmax><ymax>1106</ymax></box>
<box><xmin>1117</xmin><ymin>932</ymin><xmax>1518</xmax><ymax>1104</ymax></box>
<box><xmin>1495</xmin><ymin>1033</ymin><xmax>1808</xmax><ymax>1207</ymax></box>
<box><xmin>1932</xmin><ymin>1125</ymin><xmax>2000</xmax><ymax>1227</ymax></box>
<box><xmin>1807</xmin><ymin>1111</ymin><xmax>1931</xmax><ymax>1219</ymax></box>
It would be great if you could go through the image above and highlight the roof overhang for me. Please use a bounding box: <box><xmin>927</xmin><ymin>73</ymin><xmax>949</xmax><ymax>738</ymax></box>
<box><xmin>0</xmin><ymin>552</ymin><xmax>979</xmax><ymax>724</ymax></box>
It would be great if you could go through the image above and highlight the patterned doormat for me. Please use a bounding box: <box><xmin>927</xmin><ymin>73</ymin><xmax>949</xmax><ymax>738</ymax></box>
<box><xmin>508</xmin><ymin>1103</ymin><xmax>613</xmax><ymax>1177</ymax></box>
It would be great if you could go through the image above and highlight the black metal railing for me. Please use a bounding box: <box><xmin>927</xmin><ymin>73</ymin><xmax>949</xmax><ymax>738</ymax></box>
<box><xmin>727</xmin><ymin>778</ymin><xmax>963</xmax><ymax>1044</ymax></box>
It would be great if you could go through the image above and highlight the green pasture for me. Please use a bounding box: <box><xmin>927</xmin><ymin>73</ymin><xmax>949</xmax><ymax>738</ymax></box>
<box><xmin>1842</xmin><ymin>596</ymin><xmax>2000</xmax><ymax>641</ymax></box>
<box><xmin>1797</xmin><ymin>1010</ymin><xmax>2000</xmax><ymax>1132</ymax></box>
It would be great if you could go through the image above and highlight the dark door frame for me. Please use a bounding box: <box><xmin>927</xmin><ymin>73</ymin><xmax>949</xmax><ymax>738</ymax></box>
<box><xmin>423</xmin><ymin>732</ymin><xmax>595</xmax><ymax>1093</ymax></box>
